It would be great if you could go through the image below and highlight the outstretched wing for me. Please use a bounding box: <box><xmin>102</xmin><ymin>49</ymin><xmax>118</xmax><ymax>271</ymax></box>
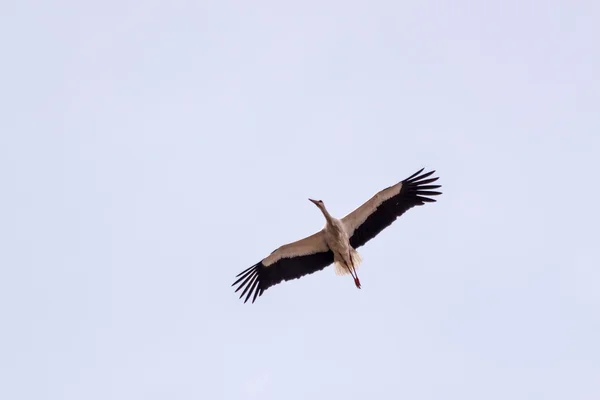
<box><xmin>342</xmin><ymin>168</ymin><xmax>442</xmax><ymax>249</ymax></box>
<box><xmin>232</xmin><ymin>231</ymin><xmax>334</xmax><ymax>303</ymax></box>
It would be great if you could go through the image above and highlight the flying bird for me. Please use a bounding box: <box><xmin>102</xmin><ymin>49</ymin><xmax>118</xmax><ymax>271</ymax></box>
<box><xmin>232</xmin><ymin>168</ymin><xmax>442</xmax><ymax>303</ymax></box>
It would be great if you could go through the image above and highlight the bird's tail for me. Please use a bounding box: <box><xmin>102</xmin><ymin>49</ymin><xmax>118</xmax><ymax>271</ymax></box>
<box><xmin>334</xmin><ymin>248</ymin><xmax>363</xmax><ymax>276</ymax></box>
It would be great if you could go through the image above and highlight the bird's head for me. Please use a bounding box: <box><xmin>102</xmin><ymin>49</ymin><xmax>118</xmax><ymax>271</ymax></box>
<box><xmin>308</xmin><ymin>198</ymin><xmax>325</xmax><ymax>209</ymax></box>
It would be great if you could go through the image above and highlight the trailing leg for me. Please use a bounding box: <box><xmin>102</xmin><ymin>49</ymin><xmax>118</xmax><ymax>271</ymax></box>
<box><xmin>348</xmin><ymin>250</ymin><xmax>361</xmax><ymax>289</ymax></box>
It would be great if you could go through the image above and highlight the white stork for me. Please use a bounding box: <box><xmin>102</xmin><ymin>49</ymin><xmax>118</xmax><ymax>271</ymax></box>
<box><xmin>232</xmin><ymin>168</ymin><xmax>442</xmax><ymax>303</ymax></box>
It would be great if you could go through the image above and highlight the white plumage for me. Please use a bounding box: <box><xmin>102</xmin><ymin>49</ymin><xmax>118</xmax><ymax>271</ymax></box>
<box><xmin>232</xmin><ymin>168</ymin><xmax>442</xmax><ymax>303</ymax></box>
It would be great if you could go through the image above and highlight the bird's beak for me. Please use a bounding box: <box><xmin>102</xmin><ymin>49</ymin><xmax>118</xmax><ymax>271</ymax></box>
<box><xmin>308</xmin><ymin>198</ymin><xmax>318</xmax><ymax>205</ymax></box>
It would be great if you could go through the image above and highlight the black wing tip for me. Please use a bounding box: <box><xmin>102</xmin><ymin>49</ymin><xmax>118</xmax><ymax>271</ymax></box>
<box><xmin>403</xmin><ymin>168</ymin><xmax>442</xmax><ymax>202</ymax></box>
<box><xmin>405</xmin><ymin>168</ymin><xmax>441</xmax><ymax>184</ymax></box>
<box><xmin>232</xmin><ymin>262</ymin><xmax>265</xmax><ymax>304</ymax></box>
<box><xmin>405</xmin><ymin>167</ymin><xmax>437</xmax><ymax>181</ymax></box>
<box><xmin>404</xmin><ymin>167</ymin><xmax>425</xmax><ymax>181</ymax></box>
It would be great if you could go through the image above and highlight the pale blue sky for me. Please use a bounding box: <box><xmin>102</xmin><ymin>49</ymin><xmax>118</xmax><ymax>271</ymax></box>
<box><xmin>1</xmin><ymin>0</ymin><xmax>599</xmax><ymax>399</ymax></box>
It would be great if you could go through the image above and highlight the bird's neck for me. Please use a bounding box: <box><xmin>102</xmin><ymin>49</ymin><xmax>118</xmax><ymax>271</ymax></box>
<box><xmin>319</xmin><ymin>206</ymin><xmax>334</xmax><ymax>223</ymax></box>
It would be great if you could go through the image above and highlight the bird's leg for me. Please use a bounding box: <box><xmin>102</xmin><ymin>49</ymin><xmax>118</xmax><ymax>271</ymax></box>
<box><xmin>348</xmin><ymin>266</ymin><xmax>361</xmax><ymax>289</ymax></box>
<box><xmin>348</xmin><ymin>251</ymin><xmax>361</xmax><ymax>289</ymax></box>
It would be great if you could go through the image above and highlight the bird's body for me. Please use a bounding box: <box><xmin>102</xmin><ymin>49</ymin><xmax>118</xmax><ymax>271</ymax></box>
<box><xmin>322</xmin><ymin>215</ymin><xmax>363</xmax><ymax>287</ymax></box>
<box><xmin>232</xmin><ymin>168</ymin><xmax>442</xmax><ymax>303</ymax></box>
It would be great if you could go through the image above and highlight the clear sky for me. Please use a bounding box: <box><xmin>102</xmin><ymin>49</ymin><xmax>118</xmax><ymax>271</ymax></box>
<box><xmin>1</xmin><ymin>0</ymin><xmax>599</xmax><ymax>399</ymax></box>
